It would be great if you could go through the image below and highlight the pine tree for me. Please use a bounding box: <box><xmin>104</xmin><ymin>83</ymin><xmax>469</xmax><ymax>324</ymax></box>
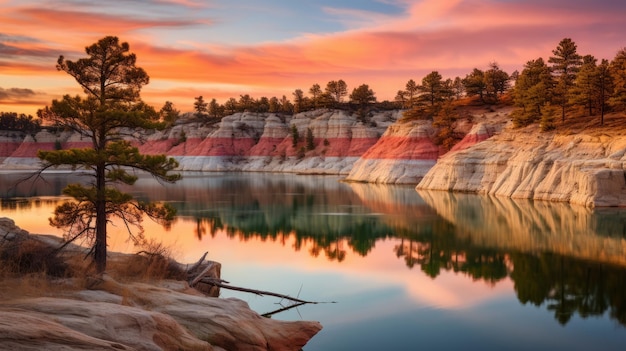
<box><xmin>513</xmin><ymin>58</ymin><xmax>554</xmax><ymax>127</ymax></box>
<box><xmin>306</xmin><ymin>128</ymin><xmax>315</xmax><ymax>151</ymax></box>
<box><xmin>432</xmin><ymin>102</ymin><xmax>459</xmax><ymax>151</ymax></box>
<box><xmin>548</xmin><ymin>38</ymin><xmax>583</xmax><ymax>122</ymax></box>
<box><xmin>540</xmin><ymin>103</ymin><xmax>558</xmax><ymax>131</ymax></box>
<box><xmin>463</xmin><ymin>68</ymin><xmax>487</xmax><ymax>103</ymax></box>
<box><xmin>609</xmin><ymin>48</ymin><xmax>626</xmax><ymax>111</ymax></box>
<box><xmin>419</xmin><ymin>71</ymin><xmax>444</xmax><ymax>106</ymax></box>
<box><xmin>37</xmin><ymin>36</ymin><xmax>180</xmax><ymax>273</ymax></box>
<box><xmin>569</xmin><ymin>56</ymin><xmax>598</xmax><ymax>117</ymax></box>
<box><xmin>291</xmin><ymin>124</ymin><xmax>300</xmax><ymax>148</ymax></box>
<box><xmin>194</xmin><ymin>95</ymin><xmax>208</xmax><ymax>118</ymax></box>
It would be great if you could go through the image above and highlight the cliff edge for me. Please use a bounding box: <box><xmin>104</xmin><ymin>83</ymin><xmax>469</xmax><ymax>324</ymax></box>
<box><xmin>417</xmin><ymin>114</ymin><xmax>626</xmax><ymax>207</ymax></box>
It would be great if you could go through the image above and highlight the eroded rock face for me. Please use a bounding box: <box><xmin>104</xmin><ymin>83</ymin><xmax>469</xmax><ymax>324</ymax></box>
<box><xmin>344</xmin><ymin>120</ymin><xmax>440</xmax><ymax>184</ymax></box>
<box><xmin>417</xmin><ymin>124</ymin><xmax>626</xmax><ymax>207</ymax></box>
<box><xmin>0</xmin><ymin>219</ymin><xmax>322</xmax><ymax>351</ymax></box>
<box><xmin>0</xmin><ymin>110</ymin><xmax>398</xmax><ymax>175</ymax></box>
<box><xmin>0</xmin><ymin>280</ymin><xmax>322</xmax><ymax>351</ymax></box>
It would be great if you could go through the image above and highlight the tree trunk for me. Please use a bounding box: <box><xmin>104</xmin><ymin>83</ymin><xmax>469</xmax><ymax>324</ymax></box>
<box><xmin>94</xmin><ymin>162</ymin><xmax>107</xmax><ymax>273</ymax></box>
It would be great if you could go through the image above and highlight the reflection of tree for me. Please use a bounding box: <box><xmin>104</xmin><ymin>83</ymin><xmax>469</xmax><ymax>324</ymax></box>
<box><xmin>510</xmin><ymin>252</ymin><xmax>626</xmax><ymax>326</ymax></box>
<box><xmin>194</xmin><ymin>215</ymin><xmax>223</xmax><ymax>240</ymax></box>
<box><xmin>5</xmin><ymin>173</ymin><xmax>626</xmax><ymax>328</ymax></box>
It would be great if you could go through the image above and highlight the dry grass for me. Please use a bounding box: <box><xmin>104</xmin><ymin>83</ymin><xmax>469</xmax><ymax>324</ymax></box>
<box><xmin>553</xmin><ymin>111</ymin><xmax>626</xmax><ymax>137</ymax></box>
<box><xmin>0</xmin><ymin>235</ymin><xmax>186</xmax><ymax>301</ymax></box>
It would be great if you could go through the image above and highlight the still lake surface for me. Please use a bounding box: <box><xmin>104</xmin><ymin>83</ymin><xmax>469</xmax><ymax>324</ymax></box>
<box><xmin>2</xmin><ymin>171</ymin><xmax>626</xmax><ymax>350</ymax></box>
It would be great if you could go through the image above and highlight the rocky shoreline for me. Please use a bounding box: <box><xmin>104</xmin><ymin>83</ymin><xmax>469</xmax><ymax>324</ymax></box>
<box><xmin>0</xmin><ymin>218</ymin><xmax>322</xmax><ymax>351</ymax></box>
<box><xmin>417</xmin><ymin>120</ymin><xmax>626</xmax><ymax>207</ymax></box>
<box><xmin>2</xmin><ymin>107</ymin><xmax>626</xmax><ymax>206</ymax></box>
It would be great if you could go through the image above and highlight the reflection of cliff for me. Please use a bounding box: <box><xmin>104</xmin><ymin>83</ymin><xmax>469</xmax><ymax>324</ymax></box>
<box><xmin>4</xmin><ymin>172</ymin><xmax>626</xmax><ymax>327</ymax></box>
<box><xmin>417</xmin><ymin>190</ymin><xmax>626</xmax><ymax>267</ymax></box>
<box><xmin>126</xmin><ymin>173</ymin><xmax>397</xmax><ymax>258</ymax></box>
<box><xmin>347</xmin><ymin>182</ymin><xmax>440</xmax><ymax>229</ymax></box>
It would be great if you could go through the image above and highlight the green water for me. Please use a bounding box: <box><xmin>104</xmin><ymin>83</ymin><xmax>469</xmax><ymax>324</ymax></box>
<box><xmin>1</xmin><ymin>171</ymin><xmax>626</xmax><ymax>350</ymax></box>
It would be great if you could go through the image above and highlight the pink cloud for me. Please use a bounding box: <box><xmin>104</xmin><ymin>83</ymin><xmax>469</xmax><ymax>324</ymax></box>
<box><xmin>2</xmin><ymin>0</ymin><xmax>625</xmax><ymax>114</ymax></box>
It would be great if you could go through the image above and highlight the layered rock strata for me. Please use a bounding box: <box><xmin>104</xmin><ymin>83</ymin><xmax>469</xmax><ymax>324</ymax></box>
<box><xmin>417</xmin><ymin>123</ymin><xmax>626</xmax><ymax>207</ymax></box>
<box><xmin>0</xmin><ymin>110</ymin><xmax>400</xmax><ymax>175</ymax></box>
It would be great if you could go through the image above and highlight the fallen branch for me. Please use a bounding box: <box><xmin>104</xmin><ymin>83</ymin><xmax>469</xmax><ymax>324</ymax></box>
<box><xmin>262</xmin><ymin>302</ymin><xmax>307</xmax><ymax>318</ymax></box>
<box><xmin>186</xmin><ymin>251</ymin><xmax>208</xmax><ymax>274</ymax></box>
<box><xmin>199</xmin><ymin>277</ymin><xmax>316</xmax><ymax>305</ymax></box>
<box><xmin>189</xmin><ymin>262</ymin><xmax>218</xmax><ymax>287</ymax></box>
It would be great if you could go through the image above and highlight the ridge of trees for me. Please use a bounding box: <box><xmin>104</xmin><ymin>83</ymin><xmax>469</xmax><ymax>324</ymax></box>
<box><xmin>0</xmin><ymin>112</ymin><xmax>41</xmax><ymax>133</ymax></box>
<box><xmin>180</xmin><ymin>37</ymin><xmax>626</xmax><ymax>132</ymax></box>
<box><xmin>3</xmin><ymin>38</ymin><xmax>626</xmax><ymax>132</ymax></box>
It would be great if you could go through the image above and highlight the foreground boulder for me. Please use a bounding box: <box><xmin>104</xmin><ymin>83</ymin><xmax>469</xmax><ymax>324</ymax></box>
<box><xmin>0</xmin><ymin>280</ymin><xmax>322</xmax><ymax>351</ymax></box>
<box><xmin>0</xmin><ymin>218</ymin><xmax>322</xmax><ymax>351</ymax></box>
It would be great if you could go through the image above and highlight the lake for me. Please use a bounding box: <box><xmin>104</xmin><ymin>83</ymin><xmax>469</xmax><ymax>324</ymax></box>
<box><xmin>1</xmin><ymin>171</ymin><xmax>626</xmax><ymax>350</ymax></box>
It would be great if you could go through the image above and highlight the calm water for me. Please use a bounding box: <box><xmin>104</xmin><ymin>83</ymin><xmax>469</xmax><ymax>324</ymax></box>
<box><xmin>2</xmin><ymin>171</ymin><xmax>626</xmax><ymax>350</ymax></box>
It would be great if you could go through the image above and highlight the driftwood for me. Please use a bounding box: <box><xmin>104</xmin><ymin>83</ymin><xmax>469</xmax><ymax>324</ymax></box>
<box><xmin>188</xmin><ymin>262</ymin><xmax>218</xmax><ymax>287</ymax></box>
<box><xmin>262</xmin><ymin>302</ymin><xmax>307</xmax><ymax>318</ymax></box>
<box><xmin>185</xmin><ymin>251</ymin><xmax>330</xmax><ymax>316</ymax></box>
<box><xmin>186</xmin><ymin>251</ymin><xmax>209</xmax><ymax>275</ymax></box>
<box><xmin>199</xmin><ymin>277</ymin><xmax>316</xmax><ymax>304</ymax></box>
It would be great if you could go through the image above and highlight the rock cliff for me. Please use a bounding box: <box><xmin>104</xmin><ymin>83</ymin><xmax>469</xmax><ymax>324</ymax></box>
<box><xmin>0</xmin><ymin>109</ymin><xmax>399</xmax><ymax>174</ymax></box>
<box><xmin>417</xmin><ymin>119</ymin><xmax>626</xmax><ymax>207</ymax></box>
<box><xmin>343</xmin><ymin>107</ymin><xmax>504</xmax><ymax>184</ymax></box>
<box><xmin>0</xmin><ymin>218</ymin><xmax>322</xmax><ymax>351</ymax></box>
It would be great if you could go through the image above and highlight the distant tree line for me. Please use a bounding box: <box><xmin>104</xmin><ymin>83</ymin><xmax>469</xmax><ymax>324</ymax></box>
<box><xmin>0</xmin><ymin>112</ymin><xmax>41</xmax><ymax>133</ymax></box>
<box><xmin>3</xmin><ymin>38</ymin><xmax>626</xmax><ymax>134</ymax></box>
<box><xmin>192</xmin><ymin>79</ymin><xmax>383</xmax><ymax>123</ymax></box>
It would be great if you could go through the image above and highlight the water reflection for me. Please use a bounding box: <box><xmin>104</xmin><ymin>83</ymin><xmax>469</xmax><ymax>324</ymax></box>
<box><xmin>1</xmin><ymin>172</ymin><xmax>626</xmax><ymax>328</ymax></box>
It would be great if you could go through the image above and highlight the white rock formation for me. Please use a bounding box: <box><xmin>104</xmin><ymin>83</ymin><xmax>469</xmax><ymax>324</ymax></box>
<box><xmin>418</xmin><ymin>123</ymin><xmax>626</xmax><ymax>207</ymax></box>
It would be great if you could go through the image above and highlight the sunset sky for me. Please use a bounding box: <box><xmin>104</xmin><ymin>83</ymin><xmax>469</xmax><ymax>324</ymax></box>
<box><xmin>1</xmin><ymin>0</ymin><xmax>625</xmax><ymax>116</ymax></box>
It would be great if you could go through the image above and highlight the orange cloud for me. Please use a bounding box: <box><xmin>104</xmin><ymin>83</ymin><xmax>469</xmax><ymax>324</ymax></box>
<box><xmin>2</xmin><ymin>0</ymin><xmax>625</xmax><ymax>115</ymax></box>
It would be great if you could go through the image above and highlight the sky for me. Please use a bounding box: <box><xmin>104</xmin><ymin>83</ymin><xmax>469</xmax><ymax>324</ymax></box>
<box><xmin>1</xmin><ymin>0</ymin><xmax>625</xmax><ymax>115</ymax></box>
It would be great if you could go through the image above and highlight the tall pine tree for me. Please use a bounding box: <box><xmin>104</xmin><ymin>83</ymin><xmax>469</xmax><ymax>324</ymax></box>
<box><xmin>37</xmin><ymin>36</ymin><xmax>180</xmax><ymax>273</ymax></box>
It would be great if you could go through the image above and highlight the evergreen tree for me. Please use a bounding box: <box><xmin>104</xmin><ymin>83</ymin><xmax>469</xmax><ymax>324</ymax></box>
<box><xmin>224</xmin><ymin>98</ymin><xmax>238</xmax><ymax>115</ymax></box>
<box><xmin>309</xmin><ymin>84</ymin><xmax>322</xmax><ymax>108</ymax></box>
<box><xmin>208</xmin><ymin>98</ymin><xmax>223</xmax><ymax>119</ymax></box>
<box><xmin>419</xmin><ymin>71</ymin><xmax>444</xmax><ymax>106</ymax></box>
<box><xmin>36</xmin><ymin>36</ymin><xmax>180</xmax><ymax>273</ymax></box>
<box><xmin>257</xmin><ymin>96</ymin><xmax>270</xmax><ymax>113</ymax></box>
<box><xmin>594</xmin><ymin>59</ymin><xmax>614</xmax><ymax>125</ymax></box>
<box><xmin>395</xmin><ymin>90</ymin><xmax>408</xmax><ymax>108</ymax></box>
<box><xmin>570</xmin><ymin>55</ymin><xmax>598</xmax><ymax>116</ymax></box>
<box><xmin>452</xmin><ymin>76</ymin><xmax>465</xmax><ymax>100</ymax></box>
<box><xmin>268</xmin><ymin>96</ymin><xmax>280</xmax><ymax>113</ymax></box>
<box><xmin>306</xmin><ymin>128</ymin><xmax>315</xmax><ymax>151</ymax></box>
<box><xmin>548</xmin><ymin>38</ymin><xmax>583</xmax><ymax>122</ymax></box>
<box><xmin>238</xmin><ymin>94</ymin><xmax>254</xmax><ymax>112</ymax></box>
<box><xmin>280</xmin><ymin>95</ymin><xmax>293</xmax><ymax>114</ymax></box>
<box><xmin>609</xmin><ymin>48</ymin><xmax>626</xmax><ymax>111</ymax></box>
<box><xmin>292</xmin><ymin>89</ymin><xmax>306</xmax><ymax>114</ymax></box>
<box><xmin>194</xmin><ymin>95</ymin><xmax>208</xmax><ymax>118</ymax></box>
<box><xmin>513</xmin><ymin>58</ymin><xmax>554</xmax><ymax>127</ymax></box>
<box><xmin>463</xmin><ymin>68</ymin><xmax>487</xmax><ymax>103</ymax></box>
<box><xmin>291</xmin><ymin>124</ymin><xmax>300</xmax><ymax>148</ymax></box>
<box><xmin>159</xmin><ymin>101</ymin><xmax>180</xmax><ymax>126</ymax></box>
<box><xmin>405</xmin><ymin>79</ymin><xmax>419</xmax><ymax>107</ymax></box>
<box><xmin>325</xmin><ymin>80</ymin><xmax>348</xmax><ymax>104</ymax></box>
<box><xmin>484</xmin><ymin>62</ymin><xmax>510</xmax><ymax>103</ymax></box>
<box><xmin>540</xmin><ymin>102</ymin><xmax>558</xmax><ymax>131</ymax></box>
<box><xmin>349</xmin><ymin>84</ymin><xmax>376</xmax><ymax>107</ymax></box>
<box><xmin>432</xmin><ymin>102</ymin><xmax>459</xmax><ymax>151</ymax></box>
